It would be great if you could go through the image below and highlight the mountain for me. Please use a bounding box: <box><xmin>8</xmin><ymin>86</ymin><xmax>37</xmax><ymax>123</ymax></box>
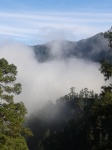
<box><xmin>31</xmin><ymin>33</ymin><xmax>111</xmax><ymax>62</ymax></box>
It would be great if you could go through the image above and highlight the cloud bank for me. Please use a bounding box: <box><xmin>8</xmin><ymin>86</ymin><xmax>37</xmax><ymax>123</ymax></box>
<box><xmin>0</xmin><ymin>41</ymin><xmax>106</xmax><ymax>113</ymax></box>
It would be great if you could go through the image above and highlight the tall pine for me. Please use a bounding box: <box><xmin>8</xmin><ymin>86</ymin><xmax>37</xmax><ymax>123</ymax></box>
<box><xmin>0</xmin><ymin>58</ymin><xmax>32</xmax><ymax>150</ymax></box>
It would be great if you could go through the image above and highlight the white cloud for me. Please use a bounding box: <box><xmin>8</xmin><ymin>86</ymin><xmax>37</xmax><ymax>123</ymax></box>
<box><xmin>0</xmin><ymin>42</ymin><xmax>106</xmax><ymax>114</ymax></box>
<box><xmin>0</xmin><ymin>11</ymin><xmax>112</xmax><ymax>44</ymax></box>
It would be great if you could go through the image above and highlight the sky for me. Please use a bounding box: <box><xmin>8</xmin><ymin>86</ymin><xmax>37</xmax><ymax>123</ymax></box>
<box><xmin>0</xmin><ymin>0</ymin><xmax>112</xmax><ymax>45</ymax></box>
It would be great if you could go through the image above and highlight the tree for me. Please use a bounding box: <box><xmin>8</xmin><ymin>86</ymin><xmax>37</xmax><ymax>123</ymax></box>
<box><xmin>100</xmin><ymin>28</ymin><xmax>112</xmax><ymax>81</ymax></box>
<box><xmin>86</xmin><ymin>29</ymin><xmax>112</xmax><ymax>150</ymax></box>
<box><xmin>0</xmin><ymin>58</ymin><xmax>32</xmax><ymax>150</ymax></box>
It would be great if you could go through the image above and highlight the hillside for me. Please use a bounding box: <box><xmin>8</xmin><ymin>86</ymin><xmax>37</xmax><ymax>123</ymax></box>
<box><xmin>32</xmin><ymin>33</ymin><xmax>111</xmax><ymax>62</ymax></box>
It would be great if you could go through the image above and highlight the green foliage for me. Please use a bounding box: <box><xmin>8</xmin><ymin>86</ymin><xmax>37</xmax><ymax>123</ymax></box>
<box><xmin>27</xmin><ymin>88</ymin><xmax>96</xmax><ymax>150</ymax></box>
<box><xmin>104</xmin><ymin>27</ymin><xmax>112</xmax><ymax>48</ymax></box>
<box><xmin>85</xmin><ymin>28</ymin><xmax>112</xmax><ymax>150</ymax></box>
<box><xmin>100</xmin><ymin>60</ymin><xmax>112</xmax><ymax>81</ymax></box>
<box><xmin>100</xmin><ymin>28</ymin><xmax>112</xmax><ymax>81</ymax></box>
<box><xmin>0</xmin><ymin>58</ymin><xmax>32</xmax><ymax>150</ymax></box>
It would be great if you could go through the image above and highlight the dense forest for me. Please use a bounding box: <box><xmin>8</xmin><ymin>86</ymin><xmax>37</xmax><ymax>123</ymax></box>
<box><xmin>26</xmin><ymin>29</ymin><xmax>112</xmax><ymax>150</ymax></box>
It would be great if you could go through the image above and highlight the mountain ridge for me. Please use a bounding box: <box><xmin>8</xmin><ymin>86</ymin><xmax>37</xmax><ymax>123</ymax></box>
<box><xmin>31</xmin><ymin>32</ymin><xmax>111</xmax><ymax>62</ymax></box>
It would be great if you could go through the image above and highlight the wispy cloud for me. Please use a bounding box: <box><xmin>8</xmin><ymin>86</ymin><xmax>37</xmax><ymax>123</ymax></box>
<box><xmin>0</xmin><ymin>11</ymin><xmax>112</xmax><ymax>44</ymax></box>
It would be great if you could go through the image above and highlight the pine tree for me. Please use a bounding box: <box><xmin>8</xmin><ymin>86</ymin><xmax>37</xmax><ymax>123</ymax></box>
<box><xmin>0</xmin><ymin>58</ymin><xmax>32</xmax><ymax>150</ymax></box>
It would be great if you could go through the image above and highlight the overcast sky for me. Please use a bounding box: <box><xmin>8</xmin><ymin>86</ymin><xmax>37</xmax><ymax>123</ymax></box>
<box><xmin>0</xmin><ymin>0</ymin><xmax>112</xmax><ymax>45</ymax></box>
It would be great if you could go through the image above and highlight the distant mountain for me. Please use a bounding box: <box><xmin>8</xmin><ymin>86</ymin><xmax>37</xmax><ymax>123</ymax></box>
<box><xmin>31</xmin><ymin>33</ymin><xmax>111</xmax><ymax>62</ymax></box>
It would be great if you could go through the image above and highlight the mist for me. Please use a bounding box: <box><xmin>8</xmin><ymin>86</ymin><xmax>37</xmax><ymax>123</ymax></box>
<box><xmin>0</xmin><ymin>40</ymin><xmax>106</xmax><ymax>114</ymax></box>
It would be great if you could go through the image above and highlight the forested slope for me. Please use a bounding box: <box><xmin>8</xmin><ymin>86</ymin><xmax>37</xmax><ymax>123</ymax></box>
<box><xmin>32</xmin><ymin>33</ymin><xmax>111</xmax><ymax>62</ymax></box>
<box><xmin>26</xmin><ymin>30</ymin><xmax>112</xmax><ymax>150</ymax></box>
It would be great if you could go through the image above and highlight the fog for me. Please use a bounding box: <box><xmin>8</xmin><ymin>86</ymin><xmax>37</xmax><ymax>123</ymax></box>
<box><xmin>0</xmin><ymin>41</ymin><xmax>106</xmax><ymax>113</ymax></box>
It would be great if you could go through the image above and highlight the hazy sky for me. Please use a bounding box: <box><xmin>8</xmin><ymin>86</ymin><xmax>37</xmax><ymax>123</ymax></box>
<box><xmin>0</xmin><ymin>0</ymin><xmax>112</xmax><ymax>45</ymax></box>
